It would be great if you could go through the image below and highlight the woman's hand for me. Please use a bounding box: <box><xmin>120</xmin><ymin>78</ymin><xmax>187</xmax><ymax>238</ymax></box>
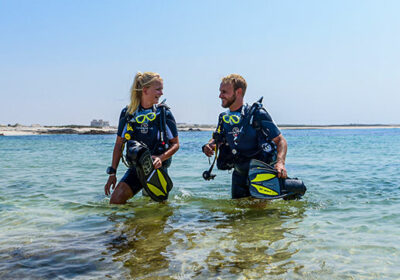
<box><xmin>152</xmin><ymin>155</ymin><xmax>162</xmax><ymax>169</ymax></box>
<box><xmin>104</xmin><ymin>175</ymin><xmax>117</xmax><ymax>196</ymax></box>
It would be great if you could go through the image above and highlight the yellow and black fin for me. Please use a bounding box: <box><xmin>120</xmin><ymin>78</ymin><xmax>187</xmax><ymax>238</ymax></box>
<box><xmin>248</xmin><ymin>159</ymin><xmax>282</xmax><ymax>199</ymax></box>
<box><xmin>248</xmin><ymin>159</ymin><xmax>306</xmax><ymax>200</ymax></box>
<box><xmin>143</xmin><ymin>168</ymin><xmax>173</xmax><ymax>202</ymax></box>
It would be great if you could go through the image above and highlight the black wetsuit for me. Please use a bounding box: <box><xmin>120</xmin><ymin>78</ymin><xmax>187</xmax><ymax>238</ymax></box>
<box><xmin>117</xmin><ymin>105</ymin><xmax>178</xmax><ymax>195</ymax></box>
<box><xmin>217</xmin><ymin>105</ymin><xmax>281</xmax><ymax>198</ymax></box>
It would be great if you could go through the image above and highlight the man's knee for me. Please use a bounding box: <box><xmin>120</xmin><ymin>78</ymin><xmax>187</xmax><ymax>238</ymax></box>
<box><xmin>231</xmin><ymin>172</ymin><xmax>251</xmax><ymax>199</ymax></box>
<box><xmin>231</xmin><ymin>186</ymin><xmax>251</xmax><ymax>199</ymax></box>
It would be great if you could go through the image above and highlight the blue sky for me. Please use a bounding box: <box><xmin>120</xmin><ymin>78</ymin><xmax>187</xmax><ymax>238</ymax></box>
<box><xmin>1</xmin><ymin>0</ymin><xmax>399</xmax><ymax>126</ymax></box>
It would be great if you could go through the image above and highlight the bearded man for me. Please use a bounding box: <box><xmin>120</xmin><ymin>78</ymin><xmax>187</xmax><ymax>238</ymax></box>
<box><xmin>202</xmin><ymin>74</ymin><xmax>288</xmax><ymax>199</ymax></box>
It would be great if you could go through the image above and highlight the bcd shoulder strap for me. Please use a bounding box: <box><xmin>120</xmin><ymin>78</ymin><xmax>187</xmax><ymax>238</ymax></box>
<box><xmin>156</xmin><ymin>102</ymin><xmax>169</xmax><ymax>147</ymax></box>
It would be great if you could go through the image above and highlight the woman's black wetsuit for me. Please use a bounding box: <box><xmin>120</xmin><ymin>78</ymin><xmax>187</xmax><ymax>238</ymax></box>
<box><xmin>117</xmin><ymin>105</ymin><xmax>178</xmax><ymax>195</ymax></box>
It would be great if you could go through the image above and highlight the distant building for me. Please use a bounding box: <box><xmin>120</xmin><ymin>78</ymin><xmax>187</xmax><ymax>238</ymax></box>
<box><xmin>90</xmin><ymin>119</ymin><xmax>110</xmax><ymax>127</ymax></box>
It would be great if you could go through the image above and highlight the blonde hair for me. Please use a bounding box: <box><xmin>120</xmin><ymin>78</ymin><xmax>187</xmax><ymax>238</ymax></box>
<box><xmin>127</xmin><ymin>72</ymin><xmax>163</xmax><ymax>114</ymax></box>
<box><xmin>221</xmin><ymin>74</ymin><xmax>247</xmax><ymax>96</ymax></box>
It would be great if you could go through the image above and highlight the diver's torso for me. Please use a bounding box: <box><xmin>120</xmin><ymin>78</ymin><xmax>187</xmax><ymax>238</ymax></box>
<box><xmin>119</xmin><ymin>107</ymin><xmax>162</xmax><ymax>152</ymax></box>
<box><xmin>218</xmin><ymin>104</ymin><xmax>280</xmax><ymax>166</ymax></box>
<box><xmin>220</xmin><ymin>105</ymin><xmax>260</xmax><ymax>158</ymax></box>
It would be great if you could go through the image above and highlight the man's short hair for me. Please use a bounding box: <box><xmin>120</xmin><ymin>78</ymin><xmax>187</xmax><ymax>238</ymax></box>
<box><xmin>221</xmin><ymin>74</ymin><xmax>247</xmax><ymax>96</ymax></box>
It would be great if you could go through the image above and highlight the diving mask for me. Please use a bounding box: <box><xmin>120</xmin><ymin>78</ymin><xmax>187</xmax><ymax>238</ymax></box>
<box><xmin>135</xmin><ymin>112</ymin><xmax>156</xmax><ymax>123</ymax></box>
<box><xmin>222</xmin><ymin>113</ymin><xmax>241</xmax><ymax>124</ymax></box>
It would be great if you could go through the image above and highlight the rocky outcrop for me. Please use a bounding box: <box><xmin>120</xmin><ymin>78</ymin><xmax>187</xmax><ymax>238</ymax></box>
<box><xmin>43</xmin><ymin>129</ymin><xmax>79</xmax><ymax>134</ymax></box>
<box><xmin>80</xmin><ymin>130</ymin><xmax>115</xmax><ymax>135</ymax></box>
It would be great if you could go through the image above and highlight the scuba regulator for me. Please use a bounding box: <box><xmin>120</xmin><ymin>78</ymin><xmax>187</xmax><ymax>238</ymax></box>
<box><xmin>202</xmin><ymin>117</ymin><xmax>227</xmax><ymax>180</ymax></box>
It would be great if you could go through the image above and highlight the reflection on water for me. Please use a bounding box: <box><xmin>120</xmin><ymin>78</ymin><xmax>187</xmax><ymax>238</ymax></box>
<box><xmin>202</xmin><ymin>200</ymin><xmax>306</xmax><ymax>278</ymax></box>
<box><xmin>105</xmin><ymin>198</ymin><xmax>306</xmax><ymax>279</ymax></box>
<box><xmin>3</xmin><ymin>131</ymin><xmax>399</xmax><ymax>278</ymax></box>
<box><xmin>106</xmin><ymin>203</ymin><xmax>176</xmax><ymax>279</ymax></box>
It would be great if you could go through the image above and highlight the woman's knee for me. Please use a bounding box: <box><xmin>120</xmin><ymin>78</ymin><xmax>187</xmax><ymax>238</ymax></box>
<box><xmin>110</xmin><ymin>183</ymin><xmax>133</xmax><ymax>204</ymax></box>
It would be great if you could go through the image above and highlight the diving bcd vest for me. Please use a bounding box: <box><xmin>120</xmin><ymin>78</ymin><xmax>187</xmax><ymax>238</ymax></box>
<box><xmin>122</xmin><ymin>100</ymin><xmax>172</xmax><ymax>168</ymax></box>
<box><xmin>217</xmin><ymin>97</ymin><xmax>277</xmax><ymax>169</ymax></box>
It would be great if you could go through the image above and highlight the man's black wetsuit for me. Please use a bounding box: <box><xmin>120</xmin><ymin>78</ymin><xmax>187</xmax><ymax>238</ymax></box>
<box><xmin>217</xmin><ymin>104</ymin><xmax>281</xmax><ymax>198</ymax></box>
<box><xmin>117</xmin><ymin>105</ymin><xmax>178</xmax><ymax>195</ymax></box>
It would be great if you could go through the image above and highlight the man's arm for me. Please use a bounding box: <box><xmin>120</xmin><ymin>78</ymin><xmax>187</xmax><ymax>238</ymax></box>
<box><xmin>272</xmin><ymin>134</ymin><xmax>287</xmax><ymax>178</ymax></box>
<box><xmin>203</xmin><ymin>114</ymin><xmax>224</xmax><ymax>157</ymax></box>
<box><xmin>202</xmin><ymin>138</ymin><xmax>217</xmax><ymax>157</ymax></box>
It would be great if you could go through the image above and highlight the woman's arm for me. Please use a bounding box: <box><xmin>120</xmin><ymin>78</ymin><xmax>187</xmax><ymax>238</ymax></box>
<box><xmin>152</xmin><ymin>136</ymin><xmax>179</xmax><ymax>169</ymax></box>
<box><xmin>110</xmin><ymin>136</ymin><xmax>124</xmax><ymax>170</ymax></box>
<box><xmin>104</xmin><ymin>136</ymin><xmax>124</xmax><ymax>195</ymax></box>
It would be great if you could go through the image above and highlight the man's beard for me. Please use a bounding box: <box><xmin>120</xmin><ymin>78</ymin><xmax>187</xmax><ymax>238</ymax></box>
<box><xmin>221</xmin><ymin>93</ymin><xmax>236</xmax><ymax>108</ymax></box>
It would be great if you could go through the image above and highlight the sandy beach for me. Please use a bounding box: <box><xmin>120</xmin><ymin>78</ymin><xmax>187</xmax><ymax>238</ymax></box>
<box><xmin>0</xmin><ymin>125</ymin><xmax>117</xmax><ymax>136</ymax></box>
<box><xmin>1</xmin><ymin>123</ymin><xmax>399</xmax><ymax>136</ymax></box>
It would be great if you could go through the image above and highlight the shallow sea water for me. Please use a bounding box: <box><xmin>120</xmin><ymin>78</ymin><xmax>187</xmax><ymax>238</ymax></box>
<box><xmin>0</xmin><ymin>129</ymin><xmax>399</xmax><ymax>279</ymax></box>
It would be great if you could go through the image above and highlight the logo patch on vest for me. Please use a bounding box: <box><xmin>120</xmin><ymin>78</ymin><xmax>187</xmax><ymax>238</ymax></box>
<box><xmin>228</xmin><ymin>126</ymin><xmax>240</xmax><ymax>137</ymax></box>
<box><xmin>261</xmin><ymin>143</ymin><xmax>272</xmax><ymax>152</ymax></box>
<box><xmin>139</xmin><ymin>123</ymin><xmax>149</xmax><ymax>134</ymax></box>
<box><xmin>227</xmin><ymin>126</ymin><xmax>241</xmax><ymax>144</ymax></box>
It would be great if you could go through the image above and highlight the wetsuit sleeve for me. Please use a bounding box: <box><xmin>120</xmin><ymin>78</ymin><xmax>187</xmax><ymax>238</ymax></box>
<box><xmin>117</xmin><ymin>107</ymin><xmax>128</xmax><ymax>137</ymax></box>
<box><xmin>165</xmin><ymin>109</ymin><xmax>178</xmax><ymax>139</ymax></box>
<box><xmin>255</xmin><ymin>107</ymin><xmax>281</xmax><ymax>140</ymax></box>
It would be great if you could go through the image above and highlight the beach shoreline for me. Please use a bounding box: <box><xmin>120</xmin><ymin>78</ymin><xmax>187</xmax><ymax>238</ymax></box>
<box><xmin>1</xmin><ymin>124</ymin><xmax>399</xmax><ymax>136</ymax></box>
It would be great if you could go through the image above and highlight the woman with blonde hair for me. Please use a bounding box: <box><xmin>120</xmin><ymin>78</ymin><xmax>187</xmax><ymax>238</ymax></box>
<box><xmin>104</xmin><ymin>72</ymin><xmax>179</xmax><ymax>204</ymax></box>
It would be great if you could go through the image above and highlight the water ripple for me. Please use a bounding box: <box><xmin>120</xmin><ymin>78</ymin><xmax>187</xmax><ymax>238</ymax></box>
<box><xmin>1</xmin><ymin>130</ymin><xmax>400</xmax><ymax>279</ymax></box>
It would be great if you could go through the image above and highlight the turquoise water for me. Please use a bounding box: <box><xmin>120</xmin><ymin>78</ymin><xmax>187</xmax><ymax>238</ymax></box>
<box><xmin>1</xmin><ymin>129</ymin><xmax>399</xmax><ymax>279</ymax></box>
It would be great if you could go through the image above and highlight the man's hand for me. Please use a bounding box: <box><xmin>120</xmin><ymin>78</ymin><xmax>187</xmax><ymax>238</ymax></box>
<box><xmin>152</xmin><ymin>155</ymin><xmax>162</xmax><ymax>169</ymax></box>
<box><xmin>104</xmin><ymin>175</ymin><xmax>117</xmax><ymax>196</ymax></box>
<box><xmin>202</xmin><ymin>143</ymin><xmax>216</xmax><ymax>157</ymax></box>
<box><xmin>272</xmin><ymin>134</ymin><xmax>288</xmax><ymax>178</ymax></box>
<box><xmin>274</xmin><ymin>161</ymin><xmax>287</xmax><ymax>178</ymax></box>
